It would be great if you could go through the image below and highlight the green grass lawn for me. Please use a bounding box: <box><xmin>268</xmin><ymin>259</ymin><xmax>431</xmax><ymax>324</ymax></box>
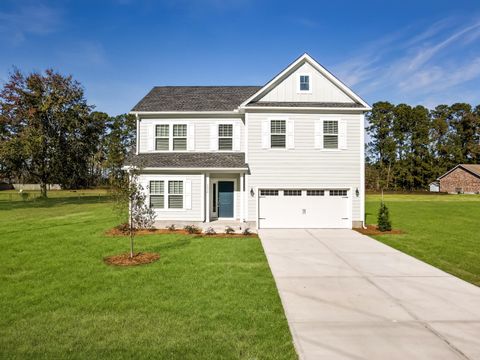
<box><xmin>366</xmin><ymin>193</ymin><xmax>480</xmax><ymax>286</ymax></box>
<box><xmin>0</xmin><ymin>192</ymin><xmax>297</xmax><ymax>359</ymax></box>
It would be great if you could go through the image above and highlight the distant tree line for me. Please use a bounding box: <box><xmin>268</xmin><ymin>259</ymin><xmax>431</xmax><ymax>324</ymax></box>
<box><xmin>0</xmin><ymin>68</ymin><xmax>135</xmax><ymax>197</ymax></box>
<box><xmin>366</xmin><ymin>102</ymin><xmax>480</xmax><ymax>191</ymax></box>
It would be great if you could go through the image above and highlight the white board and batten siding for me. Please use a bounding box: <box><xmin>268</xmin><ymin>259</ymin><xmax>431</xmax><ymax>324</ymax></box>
<box><xmin>259</xmin><ymin>62</ymin><xmax>354</xmax><ymax>103</ymax></box>
<box><xmin>246</xmin><ymin>112</ymin><xmax>363</xmax><ymax>225</ymax></box>
<box><xmin>138</xmin><ymin>118</ymin><xmax>244</xmax><ymax>153</ymax></box>
<box><xmin>138</xmin><ymin>173</ymin><xmax>203</xmax><ymax>221</ymax></box>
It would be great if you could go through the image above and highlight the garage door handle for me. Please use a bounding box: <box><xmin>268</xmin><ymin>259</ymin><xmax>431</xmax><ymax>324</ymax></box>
<box><xmin>341</xmin><ymin>217</ymin><xmax>349</xmax><ymax>219</ymax></box>
<box><xmin>259</xmin><ymin>217</ymin><xmax>266</xmax><ymax>220</ymax></box>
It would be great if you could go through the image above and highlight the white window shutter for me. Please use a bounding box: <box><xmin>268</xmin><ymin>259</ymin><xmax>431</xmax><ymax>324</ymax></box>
<box><xmin>210</xmin><ymin>124</ymin><xmax>218</xmax><ymax>151</ymax></box>
<box><xmin>339</xmin><ymin>119</ymin><xmax>347</xmax><ymax>150</ymax></box>
<box><xmin>148</xmin><ymin>124</ymin><xmax>155</xmax><ymax>151</ymax></box>
<box><xmin>233</xmin><ymin>122</ymin><xmax>241</xmax><ymax>151</ymax></box>
<box><xmin>187</xmin><ymin>123</ymin><xmax>195</xmax><ymax>151</ymax></box>
<box><xmin>184</xmin><ymin>180</ymin><xmax>192</xmax><ymax>209</ymax></box>
<box><xmin>286</xmin><ymin>119</ymin><xmax>295</xmax><ymax>149</ymax></box>
<box><xmin>314</xmin><ymin>120</ymin><xmax>323</xmax><ymax>149</ymax></box>
<box><xmin>261</xmin><ymin>120</ymin><xmax>270</xmax><ymax>149</ymax></box>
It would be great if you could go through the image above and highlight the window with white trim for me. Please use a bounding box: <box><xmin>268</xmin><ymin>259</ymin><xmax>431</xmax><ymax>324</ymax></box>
<box><xmin>270</xmin><ymin>120</ymin><xmax>286</xmax><ymax>148</ymax></box>
<box><xmin>218</xmin><ymin>124</ymin><xmax>233</xmax><ymax>150</ymax></box>
<box><xmin>323</xmin><ymin>120</ymin><xmax>338</xmax><ymax>149</ymax></box>
<box><xmin>299</xmin><ymin>75</ymin><xmax>310</xmax><ymax>91</ymax></box>
<box><xmin>307</xmin><ymin>190</ymin><xmax>324</xmax><ymax>196</ymax></box>
<box><xmin>149</xmin><ymin>181</ymin><xmax>164</xmax><ymax>208</ymax></box>
<box><xmin>168</xmin><ymin>180</ymin><xmax>184</xmax><ymax>208</ymax></box>
<box><xmin>155</xmin><ymin>125</ymin><xmax>169</xmax><ymax>151</ymax></box>
<box><xmin>260</xmin><ymin>189</ymin><xmax>279</xmax><ymax>196</ymax></box>
<box><xmin>173</xmin><ymin>124</ymin><xmax>187</xmax><ymax>150</ymax></box>
<box><xmin>284</xmin><ymin>190</ymin><xmax>302</xmax><ymax>196</ymax></box>
<box><xmin>330</xmin><ymin>189</ymin><xmax>347</xmax><ymax>196</ymax></box>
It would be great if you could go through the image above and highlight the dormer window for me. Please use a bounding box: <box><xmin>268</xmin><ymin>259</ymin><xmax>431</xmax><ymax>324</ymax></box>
<box><xmin>299</xmin><ymin>74</ymin><xmax>310</xmax><ymax>92</ymax></box>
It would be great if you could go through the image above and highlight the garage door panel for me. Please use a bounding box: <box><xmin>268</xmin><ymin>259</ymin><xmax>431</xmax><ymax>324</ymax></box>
<box><xmin>259</xmin><ymin>189</ymin><xmax>350</xmax><ymax>229</ymax></box>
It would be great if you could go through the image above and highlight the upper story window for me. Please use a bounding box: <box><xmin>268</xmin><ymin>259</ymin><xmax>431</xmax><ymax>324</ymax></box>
<box><xmin>270</xmin><ymin>120</ymin><xmax>286</xmax><ymax>148</ymax></box>
<box><xmin>323</xmin><ymin>120</ymin><xmax>338</xmax><ymax>149</ymax></box>
<box><xmin>155</xmin><ymin>123</ymin><xmax>188</xmax><ymax>151</ymax></box>
<box><xmin>155</xmin><ymin>125</ymin><xmax>169</xmax><ymax>151</ymax></box>
<box><xmin>299</xmin><ymin>75</ymin><xmax>310</xmax><ymax>92</ymax></box>
<box><xmin>173</xmin><ymin>124</ymin><xmax>187</xmax><ymax>150</ymax></box>
<box><xmin>218</xmin><ymin>124</ymin><xmax>233</xmax><ymax>150</ymax></box>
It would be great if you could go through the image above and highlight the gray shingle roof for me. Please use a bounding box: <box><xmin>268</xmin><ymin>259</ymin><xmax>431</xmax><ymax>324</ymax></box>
<box><xmin>125</xmin><ymin>152</ymin><xmax>247</xmax><ymax>169</ymax></box>
<box><xmin>246</xmin><ymin>101</ymin><xmax>364</xmax><ymax>108</ymax></box>
<box><xmin>132</xmin><ymin>86</ymin><xmax>261</xmax><ymax>112</ymax></box>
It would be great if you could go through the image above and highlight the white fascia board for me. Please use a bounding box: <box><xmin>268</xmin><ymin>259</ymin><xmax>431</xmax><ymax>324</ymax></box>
<box><xmin>122</xmin><ymin>166</ymin><xmax>248</xmax><ymax>172</ymax></box>
<box><xmin>130</xmin><ymin>110</ymin><xmax>239</xmax><ymax>116</ymax></box>
<box><xmin>239</xmin><ymin>53</ymin><xmax>371</xmax><ymax>109</ymax></box>
<box><xmin>244</xmin><ymin>106</ymin><xmax>371</xmax><ymax>112</ymax></box>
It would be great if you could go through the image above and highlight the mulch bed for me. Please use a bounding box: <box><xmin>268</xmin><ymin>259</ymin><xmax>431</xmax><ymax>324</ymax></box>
<box><xmin>355</xmin><ymin>224</ymin><xmax>403</xmax><ymax>236</ymax></box>
<box><xmin>104</xmin><ymin>252</ymin><xmax>160</xmax><ymax>266</ymax></box>
<box><xmin>105</xmin><ymin>224</ymin><xmax>258</xmax><ymax>237</ymax></box>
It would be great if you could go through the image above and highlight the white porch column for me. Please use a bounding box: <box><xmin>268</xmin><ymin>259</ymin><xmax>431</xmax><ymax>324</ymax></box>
<box><xmin>205</xmin><ymin>173</ymin><xmax>210</xmax><ymax>223</ymax></box>
<box><xmin>200</xmin><ymin>173</ymin><xmax>205</xmax><ymax>222</ymax></box>
<box><xmin>240</xmin><ymin>173</ymin><xmax>245</xmax><ymax>222</ymax></box>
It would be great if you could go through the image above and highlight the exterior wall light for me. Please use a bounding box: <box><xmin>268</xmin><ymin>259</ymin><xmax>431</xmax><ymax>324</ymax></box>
<box><xmin>250</xmin><ymin>188</ymin><xmax>255</xmax><ymax>197</ymax></box>
<box><xmin>355</xmin><ymin>188</ymin><xmax>360</xmax><ymax>197</ymax></box>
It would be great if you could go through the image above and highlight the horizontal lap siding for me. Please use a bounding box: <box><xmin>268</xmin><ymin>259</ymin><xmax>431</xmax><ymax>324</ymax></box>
<box><xmin>246</xmin><ymin>112</ymin><xmax>362</xmax><ymax>222</ymax></box>
<box><xmin>138</xmin><ymin>173</ymin><xmax>203</xmax><ymax>221</ymax></box>
<box><xmin>138</xmin><ymin>118</ymin><xmax>244</xmax><ymax>152</ymax></box>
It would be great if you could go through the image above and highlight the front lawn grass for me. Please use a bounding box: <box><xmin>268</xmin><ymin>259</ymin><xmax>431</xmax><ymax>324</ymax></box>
<box><xmin>0</xmin><ymin>193</ymin><xmax>297</xmax><ymax>359</ymax></box>
<box><xmin>366</xmin><ymin>194</ymin><xmax>480</xmax><ymax>286</ymax></box>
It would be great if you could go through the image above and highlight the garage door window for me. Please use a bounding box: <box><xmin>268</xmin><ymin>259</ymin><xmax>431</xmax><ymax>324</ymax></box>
<box><xmin>330</xmin><ymin>189</ymin><xmax>347</xmax><ymax>196</ymax></box>
<box><xmin>284</xmin><ymin>190</ymin><xmax>302</xmax><ymax>196</ymax></box>
<box><xmin>260</xmin><ymin>189</ymin><xmax>279</xmax><ymax>196</ymax></box>
<box><xmin>270</xmin><ymin>120</ymin><xmax>286</xmax><ymax>148</ymax></box>
<box><xmin>307</xmin><ymin>190</ymin><xmax>325</xmax><ymax>196</ymax></box>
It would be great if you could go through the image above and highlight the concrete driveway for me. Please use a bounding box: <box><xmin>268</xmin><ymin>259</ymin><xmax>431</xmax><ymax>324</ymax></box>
<box><xmin>259</xmin><ymin>229</ymin><xmax>480</xmax><ymax>360</ymax></box>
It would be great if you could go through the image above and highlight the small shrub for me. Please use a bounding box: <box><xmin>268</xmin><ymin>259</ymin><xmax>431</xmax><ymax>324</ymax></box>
<box><xmin>20</xmin><ymin>192</ymin><xmax>29</xmax><ymax>201</ymax></box>
<box><xmin>377</xmin><ymin>202</ymin><xmax>392</xmax><ymax>232</ymax></box>
<box><xmin>242</xmin><ymin>227</ymin><xmax>252</xmax><ymax>236</ymax></box>
<box><xmin>204</xmin><ymin>227</ymin><xmax>216</xmax><ymax>235</ymax></box>
<box><xmin>225</xmin><ymin>226</ymin><xmax>235</xmax><ymax>235</ymax></box>
<box><xmin>184</xmin><ymin>224</ymin><xmax>201</xmax><ymax>234</ymax></box>
<box><xmin>166</xmin><ymin>224</ymin><xmax>176</xmax><ymax>231</ymax></box>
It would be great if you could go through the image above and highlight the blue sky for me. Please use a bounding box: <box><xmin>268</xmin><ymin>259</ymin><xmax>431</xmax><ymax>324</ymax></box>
<box><xmin>1</xmin><ymin>0</ymin><xmax>480</xmax><ymax>115</ymax></box>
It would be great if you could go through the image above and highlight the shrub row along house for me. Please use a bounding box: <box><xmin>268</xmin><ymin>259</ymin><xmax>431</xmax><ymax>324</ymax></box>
<box><xmin>124</xmin><ymin>54</ymin><xmax>371</xmax><ymax>229</ymax></box>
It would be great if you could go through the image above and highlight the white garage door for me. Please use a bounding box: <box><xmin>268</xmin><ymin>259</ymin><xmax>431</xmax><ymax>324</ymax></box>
<box><xmin>258</xmin><ymin>189</ymin><xmax>350</xmax><ymax>229</ymax></box>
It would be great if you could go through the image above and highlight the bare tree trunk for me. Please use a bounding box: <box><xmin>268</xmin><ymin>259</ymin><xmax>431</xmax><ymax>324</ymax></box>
<box><xmin>40</xmin><ymin>182</ymin><xmax>47</xmax><ymax>198</ymax></box>
<box><xmin>129</xmin><ymin>197</ymin><xmax>134</xmax><ymax>258</ymax></box>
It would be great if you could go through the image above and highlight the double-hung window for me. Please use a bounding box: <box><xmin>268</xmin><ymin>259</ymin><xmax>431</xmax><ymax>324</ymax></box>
<box><xmin>168</xmin><ymin>180</ymin><xmax>183</xmax><ymax>209</ymax></box>
<box><xmin>218</xmin><ymin>124</ymin><xmax>233</xmax><ymax>150</ymax></box>
<box><xmin>299</xmin><ymin>75</ymin><xmax>310</xmax><ymax>91</ymax></box>
<box><xmin>155</xmin><ymin>125</ymin><xmax>169</xmax><ymax>151</ymax></box>
<box><xmin>173</xmin><ymin>124</ymin><xmax>187</xmax><ymax>150</ymax></box>
<box><xmin>323</xmin><ymin>120</ymin><xmax>338</xmax><ymax>149</ymax></box>
<box><xmin>149</xmin><ymin>181</ymin><xmax>164</xmax><ymax>208</ymax></box>
<box><xmin>270</xmin><ymin>120</ymin><xmax>286</xmax><ymax>148</ymax></box>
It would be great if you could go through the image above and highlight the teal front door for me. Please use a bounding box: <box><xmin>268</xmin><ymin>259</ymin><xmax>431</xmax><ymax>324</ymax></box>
<box><xmin>218</xmin><ymin>181</ymin><xmax>234</xmax><ymax>218</ymax></box>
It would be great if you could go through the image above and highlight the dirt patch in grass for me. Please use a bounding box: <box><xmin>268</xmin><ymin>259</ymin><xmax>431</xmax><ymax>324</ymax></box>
<box><xmin>355</xmin><ymin>224</ymin><xmax>404</xmax><ymax>236</ymax></box>
<box><xmin>104</xmin><ymin>252</ymin><xmax>160</xmax><ymax>266</ymax></box>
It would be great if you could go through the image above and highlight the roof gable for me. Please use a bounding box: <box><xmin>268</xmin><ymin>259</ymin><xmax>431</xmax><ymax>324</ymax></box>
<box><xmin>241</xmin><ymin>53</ymin><xmax>370</xmax><ymax>109</ymax></box>
<box><xmin>438</xmin><ymin>164</ymin><xmax>480</xmax><ymax>180</ymax></box>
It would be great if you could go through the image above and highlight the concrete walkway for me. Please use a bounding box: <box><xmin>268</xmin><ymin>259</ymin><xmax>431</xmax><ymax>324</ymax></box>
<box><xmin>259</xmin><ymin>229</ymin><xmax>480</xmax><ymax>360</ymax></box>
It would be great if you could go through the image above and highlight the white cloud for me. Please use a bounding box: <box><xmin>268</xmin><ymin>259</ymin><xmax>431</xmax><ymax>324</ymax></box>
<box><xmin>0</xmin><ymin>3</ymin><xmax>62</xmax><ymax>44</ymax></box>
<box><xmin>332</xmin><ymin>17</ymin><xmax>480</xmax><ymax>106</ymax></box>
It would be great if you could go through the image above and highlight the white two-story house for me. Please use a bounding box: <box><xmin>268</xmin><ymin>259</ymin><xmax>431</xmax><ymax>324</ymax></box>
<box><xmin>125</xmin><ymin>53</ymin><xmax>371</xmax><ymax>229</ymax></box>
